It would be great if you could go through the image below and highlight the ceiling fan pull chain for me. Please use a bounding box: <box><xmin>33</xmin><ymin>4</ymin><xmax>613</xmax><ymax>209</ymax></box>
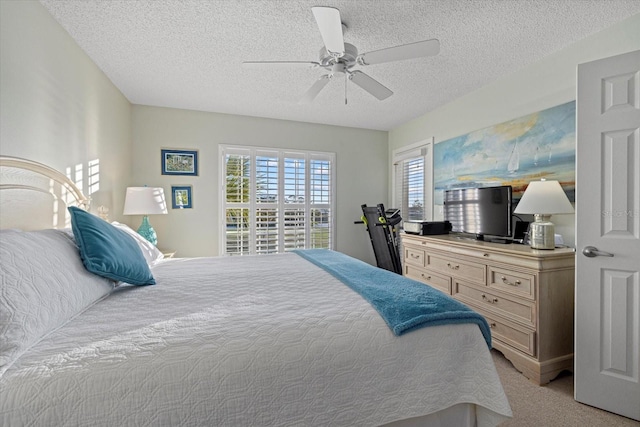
<box><xmin>344</xmin><ymin>72</ymin><xmax>348</xmax><ymax>105</ymax></box>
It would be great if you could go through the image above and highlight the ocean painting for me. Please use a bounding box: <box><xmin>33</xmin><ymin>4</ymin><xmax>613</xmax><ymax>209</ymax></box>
<box><xmin>434</xmin><ymin>101</ymin><xmax>575</xmax><ymax>204</ymax></box>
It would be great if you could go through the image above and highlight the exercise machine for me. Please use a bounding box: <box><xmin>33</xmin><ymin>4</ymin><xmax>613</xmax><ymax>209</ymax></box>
<box><xmin>355</xmin><ymin>204</ymin><xmax>403</xmax><ymax>274</ymax></box>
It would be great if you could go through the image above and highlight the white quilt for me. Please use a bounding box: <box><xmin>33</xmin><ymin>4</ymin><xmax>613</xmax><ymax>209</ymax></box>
<box><xmin>0</xmin><ymin>253</ymin><xmax>511</xmax><ymax>426</ymax></box>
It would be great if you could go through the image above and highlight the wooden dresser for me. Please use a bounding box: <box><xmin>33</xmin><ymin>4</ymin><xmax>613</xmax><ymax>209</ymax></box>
<box><xmin>402</xmin><ymin>233</ymin><xmax>575</xmax><ymax>385</ymax></box>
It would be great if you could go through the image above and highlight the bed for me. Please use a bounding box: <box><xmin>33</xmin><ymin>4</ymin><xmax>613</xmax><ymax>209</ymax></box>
<box><xmin>0</xmin><ymin>156</ymin><xmax>512</xmax><ymax>426</ymax></box>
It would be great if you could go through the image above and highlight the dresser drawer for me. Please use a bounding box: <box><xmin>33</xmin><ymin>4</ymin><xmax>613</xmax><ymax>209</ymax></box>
<box><xmin>402</xmin><ymin>234</ymin><xmax>575</xmax><ymax>384</ymax></box>
<box><xmin>485</xmin><ymin>313</ymin><xmax>536</xmax><ymax>357</ymax></box>
<box><xmin>405</xmin><ymin>265</ymin><xmax>451</xmax><ymax>294</ymax></box>
<box><xmin>404</xmin><ymin>247</ymin><xmax>425</xmax><ymax>267</ymax></box>
<box><xmin>427</xmin><ymin>255</ymin><xmax>486</xmax><ymax>285</ymax></box>
<box><xmin>488</xmin><ymin>267</ymin><xmax>535</xmax><ymax>300</ymax></box>
<box><xmin>453</xmin><ymin>282</ymin><xmax>535</xmax><ymax>328</ymax></box>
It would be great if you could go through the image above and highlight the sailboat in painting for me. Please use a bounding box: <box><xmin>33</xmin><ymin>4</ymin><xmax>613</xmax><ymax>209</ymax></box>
<box><xmin>507</xmin><ymin>140</ymin><xmax>519</xmax><ymax>173</ymax></box>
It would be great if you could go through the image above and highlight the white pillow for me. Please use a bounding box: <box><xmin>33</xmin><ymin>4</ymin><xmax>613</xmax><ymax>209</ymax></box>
<box><xmin>111</xmin><ymin>222</ymin><xmax>164</xmax><ymax>265</ymax></box>
<box><xmin>0</xmin><ymin>229</ymin><xmax>115</xmax><ymax>377</ymax></box>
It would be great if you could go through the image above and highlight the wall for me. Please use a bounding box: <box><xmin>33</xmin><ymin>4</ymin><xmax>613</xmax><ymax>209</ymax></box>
<box><xmin>131</xmin><ymin>105</ymin><xmax>388</xmax><ymax>261</ymax></box>
<box><xmin>0</xmin><ymin>1</ymin><xmax>387</xmax><ymax>264</ymax></box>
<box><xmin>0</xmin><ymin>1</ymin><xmax>132</xmax><ymax>217</ymax></box>
<box><xmin>389</xmin><ymin>13</ymin><xmax>640</xmax><ymax>248</ymax></box>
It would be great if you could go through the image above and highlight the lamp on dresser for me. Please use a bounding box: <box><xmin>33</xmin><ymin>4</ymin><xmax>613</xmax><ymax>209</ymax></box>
<box><xmin>514</xmin><ymin>179</ymin><xmax>574</xmax><ymax>250</ymax></box>
<box><xmin>123</xmin><ymin>186</ymin><xmax>168</xmax><ymax>246</ymax></box>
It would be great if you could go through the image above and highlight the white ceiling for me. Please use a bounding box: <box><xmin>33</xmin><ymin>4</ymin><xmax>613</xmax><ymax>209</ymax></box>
<box><xmin>40</xmin><ymin>0</ymin><xmax>640</xmax><ymax>131</ymax></box>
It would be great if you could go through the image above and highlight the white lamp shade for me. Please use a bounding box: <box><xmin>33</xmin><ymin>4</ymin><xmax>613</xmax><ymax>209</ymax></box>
<box><xmin>123</xmin><ymin>187</ymin><xmax>168</xmax><ymax>215</ymax></box>
<box><xmin>514</xmin><ymin>180</ymin><xmax>574</xmax><ymax>215</ymax></box>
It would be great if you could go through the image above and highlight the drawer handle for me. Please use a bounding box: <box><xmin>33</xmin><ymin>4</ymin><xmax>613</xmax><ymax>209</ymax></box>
<box><xmin>482</xmin><ymin>294</ymin><xmax>499</xmax><ymax>304</ymax></box>
<box><xmin>483</xmin><ymin>253</ymin><xmax>490</xmax><ymax>257</ymax></box>
<box><xmin>420</xmin><ymin>274</ymin><xmax>432</xmax><ymax>280</ymax></box>
<box><xmin>411</xmin><ymin>254</ymin><xmax>421</xmax><ymax>259</ymax></box>
<box><xmin>447</xmin><ymin>263</ymin><xmax>460</xmax><ymax>270</ymax></box>
<box><xmin>489</xmin><ymin>322</ymin><xmax>497</xmax><ymax>328</ymax></box>
<box><xmin>501</xmin><ymin>276</ymin><xmax>521</xmax><ymax>286</ymax></box>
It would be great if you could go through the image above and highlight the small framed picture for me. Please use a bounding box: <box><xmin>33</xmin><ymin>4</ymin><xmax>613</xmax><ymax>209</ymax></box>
<box><xmin>171</xmin><ymin>185</ymin><xmax>193</xmax><ymax>209</ymax></box>
<box><xmin>161</xmin><ymin>149</ymin><xmax>198</xmax><ymax>176</ymax></box>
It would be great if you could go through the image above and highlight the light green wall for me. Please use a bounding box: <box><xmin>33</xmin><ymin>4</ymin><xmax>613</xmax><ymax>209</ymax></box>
<box><xmin>131</xmin><ymin>105</ymin><xmax>388</xmax><ymax>261</ymax></box>
<box><xmin>389</xmin><ymin>13</ymin><xmax>640</xmax><ymax>248</ymax></box>
<box><xmin>0</xmin><ymin>1</ymin><xmax>132</xmax><ymax>216</ymax></box>
<box><xmin>0</xmin><ymin>1</ymin><xmax>386</xmax><ymax>263</ymax></box>
<box><xmin>4</xmin><ymin>0</ymin><xmax>638</xmax><ymax>257</ymax></box>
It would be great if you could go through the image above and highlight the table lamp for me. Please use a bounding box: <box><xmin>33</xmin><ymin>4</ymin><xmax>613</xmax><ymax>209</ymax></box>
<box><xmin>513</xmin><ymin>179</ymin><xmax>574</xmax><ymax>249</ymax></box>
<box><xmin>123</xmin><ymin>186</ymin><xmax>168</xmax><ymax>246</ymax></box>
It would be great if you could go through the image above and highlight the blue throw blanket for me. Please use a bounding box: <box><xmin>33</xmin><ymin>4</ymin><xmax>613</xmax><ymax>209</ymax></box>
<box><xmin>293</xmin><ymin>249</ymin><xmax>491</xmax><ymax>348</ymax></box>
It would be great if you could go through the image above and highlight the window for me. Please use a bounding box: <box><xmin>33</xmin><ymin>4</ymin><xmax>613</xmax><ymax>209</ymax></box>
<box><xmin>393</xmin><ymin>139</ymin><xmax>433</xmax><ymax>222</ymax></box>
<box><xmin>221</xmin><ymin>145</ymin><xmax>335</xmax><ymax>255</ymax></box>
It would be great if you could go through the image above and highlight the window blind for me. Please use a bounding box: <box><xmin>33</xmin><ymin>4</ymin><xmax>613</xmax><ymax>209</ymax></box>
<box><xmin>394</xmin><ymin>157</ymin><xmax>425</xmax><ymax>221</ymax></box>
<box><xmin>393</xmin><ymin>143</ymin><xmax>430</xmax><ymax>222</ymax></box>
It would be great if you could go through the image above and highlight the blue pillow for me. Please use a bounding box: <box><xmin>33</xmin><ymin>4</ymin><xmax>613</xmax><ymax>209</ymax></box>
<box><xmin>68</xmin><ymin>206</ymin><xmax>155</xmax><ymax>286</ymax></box>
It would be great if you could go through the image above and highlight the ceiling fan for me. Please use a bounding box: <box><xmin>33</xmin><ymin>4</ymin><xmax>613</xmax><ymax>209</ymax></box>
<box><xmin>243</xmin><ymin>6</ymin><xmax>440</xmax><ymax>104</ymax></box>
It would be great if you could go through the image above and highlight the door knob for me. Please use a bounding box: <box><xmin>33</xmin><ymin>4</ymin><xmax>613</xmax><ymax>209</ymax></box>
<box><xmin>582</xmin><ymin>246</ymin><xmax>614</xmax><ymax>258</ymax></box>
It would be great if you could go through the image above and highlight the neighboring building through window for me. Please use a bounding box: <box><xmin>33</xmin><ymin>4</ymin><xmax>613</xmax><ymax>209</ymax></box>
<box><xmin>393</xmin><ymin>139</ymin><xmax>433</xmax><ymax>223</ymax></box>
<box><xmin>221</xmin><ymin>145</ymin><xmax>335</xmax><ymax>255</ymax></box>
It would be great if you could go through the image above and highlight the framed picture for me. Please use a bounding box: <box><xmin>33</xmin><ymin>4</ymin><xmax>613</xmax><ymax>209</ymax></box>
<box><xmin>161</xmin><ymin>149</ymin><xmax>198</xmax><ymax>176</ymax></box>
<box><xmin>171</xmin><ymin>185</ymin><xmax>193</xmax><ymax>209</ymax></box>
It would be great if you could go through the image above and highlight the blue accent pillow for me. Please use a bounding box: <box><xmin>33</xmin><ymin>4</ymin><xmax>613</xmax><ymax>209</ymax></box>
<box><xmin>68</xmin><ymin>207</ymin><xmax>156</xmax><ymax>286</ymax></box>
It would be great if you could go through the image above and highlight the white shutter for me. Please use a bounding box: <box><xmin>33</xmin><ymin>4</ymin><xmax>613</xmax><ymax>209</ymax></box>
<box><xmin>309</xmin><ymin>157</ymin><xmax>332</xmax><ymax>249</ymax></box>
<box><xmin>221</xmin><ymin>145</ymin><xmax>335</xmax><ymax>255</ymax></box>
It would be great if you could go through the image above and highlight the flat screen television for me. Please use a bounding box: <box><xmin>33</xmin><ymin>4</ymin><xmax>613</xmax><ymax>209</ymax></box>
<box><xmin>443</xmin><ymin>185</ymin><xmax>513</xmax><ymax>240</ymax></box>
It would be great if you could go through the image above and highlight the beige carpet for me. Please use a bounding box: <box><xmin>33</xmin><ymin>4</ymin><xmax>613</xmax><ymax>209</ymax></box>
<box><xmin>492</xmin><ymin>350</ymin><xmax>639</xmax><ymax>426</ymax></box>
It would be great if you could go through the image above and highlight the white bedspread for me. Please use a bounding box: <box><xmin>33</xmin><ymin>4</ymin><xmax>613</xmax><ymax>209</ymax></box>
<box><xmin>0</xmin><ymin>253</ymin><xmax>511</xmax><ymax>426</ymax></box>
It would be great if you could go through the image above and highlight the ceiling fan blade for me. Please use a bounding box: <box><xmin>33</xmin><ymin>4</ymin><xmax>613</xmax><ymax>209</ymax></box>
<box><xmin>349</xmin><ymin>71</ymin><xmax>393</xmax><ymax>100</ymax></box>
<box><xmin>243</xmin><ymin>61</ymin><xmax>320</xmax><ymax>69</ymax></box>
<box><xmin>358</xmin><ymin>39</ymin><xmax>440</xmax><ymax>65</ymax></box>
<box><xmin>299</xmin><ymin>75</ymin><xmax>331</xmax><ymax>104</ymax></box>
<box><xmin>311</xmin><ymin>6</ymin><xmax>345</xmax><ymax>57</ymax></box>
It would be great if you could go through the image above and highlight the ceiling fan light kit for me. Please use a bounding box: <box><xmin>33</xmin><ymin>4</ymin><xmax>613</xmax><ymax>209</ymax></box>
<box><xmin>320</xmin><ymin>42</ymin><xmax>359</xmax><ymax>68</ymax></box>
<box><xmin>244</xmin><ymin>6</ymin><xmax>440</xmax><ymax>104</ymax></box>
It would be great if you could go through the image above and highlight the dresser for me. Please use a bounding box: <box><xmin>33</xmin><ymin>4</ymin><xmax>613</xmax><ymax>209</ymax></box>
<box><xmin>402</xmin><ymin>233</ymin><xmax>575</xmax><ymax>385</ymax></box>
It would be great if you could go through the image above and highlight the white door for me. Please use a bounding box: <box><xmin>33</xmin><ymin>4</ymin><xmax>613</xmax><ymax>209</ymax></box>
<box><xmin>575</xmin><ymin>49</ymin><xmax>640</xmax><ymax>421</ymax></box>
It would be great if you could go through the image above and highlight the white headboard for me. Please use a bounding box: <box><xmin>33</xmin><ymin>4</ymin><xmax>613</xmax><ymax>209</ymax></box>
<box><xmin>0</xmin><ymin>156</ymin><xmax>89</xmax><ymax>230</ymax></box>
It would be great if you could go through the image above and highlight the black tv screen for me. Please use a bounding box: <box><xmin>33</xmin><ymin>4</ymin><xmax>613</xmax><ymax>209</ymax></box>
<box><xmin>443</xmin><ymin>186</ymin><xmax>513</xmax><ymax>239</ymax></box>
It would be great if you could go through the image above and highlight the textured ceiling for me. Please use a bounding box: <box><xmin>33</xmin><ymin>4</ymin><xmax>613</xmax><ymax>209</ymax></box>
<box><xmin>40</xmin><ymin>0</ymin><xmax>640</xmax><ymax>131</ymax></box>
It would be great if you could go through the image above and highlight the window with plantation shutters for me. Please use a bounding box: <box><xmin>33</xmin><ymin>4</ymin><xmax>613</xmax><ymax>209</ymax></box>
<box><xmin>393</xmin><ymin>139</ymin><xmax>433</xmax><ymax>223</ymax></box>
<box><xmin>221</xmin><ymin>145</ymin><xmax>335</xmax><ymax>255</ymax></box>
